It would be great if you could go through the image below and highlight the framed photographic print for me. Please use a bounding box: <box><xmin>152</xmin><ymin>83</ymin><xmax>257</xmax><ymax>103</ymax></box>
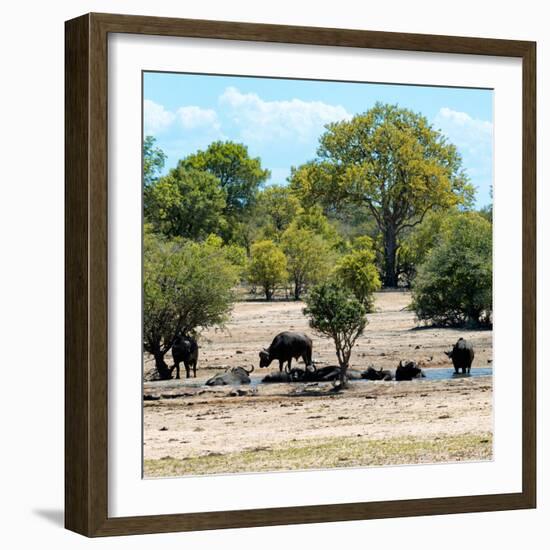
<box><xmin>65</xmin><ymin>13</ymin><xmax>536</xmax><ymax>537</ymax></box>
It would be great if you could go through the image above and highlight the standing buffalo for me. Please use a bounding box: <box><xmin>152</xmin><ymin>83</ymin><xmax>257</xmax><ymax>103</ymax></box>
<box><xmin>259</xmin><ymin>332</ymin><xmax>313</xmax><ymax>372</ymax></box>
<box><xmin>171</xmin><ymin>334</ymin><xmax>198</xmax><ymax>379</ymax></box>
<box><xmin>205</xmin><ymin>366</ymin><xmax>254</xmax><ymax>386</ymax></box>
<box><xmin>445</xmin><ymin>337</ymin><xmax>475</xmax><ymax>374</ymax></box>
<box><xmin>395</xmin><ymin>360</ymin><xmax>425</xmax><ymax>381</ymax></box>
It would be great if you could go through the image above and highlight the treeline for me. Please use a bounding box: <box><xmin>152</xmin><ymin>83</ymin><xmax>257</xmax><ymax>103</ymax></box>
<box><xmin>143</xmin><ymin>103</ymin><xmax>492</xmax><ymax>375</ymax></box>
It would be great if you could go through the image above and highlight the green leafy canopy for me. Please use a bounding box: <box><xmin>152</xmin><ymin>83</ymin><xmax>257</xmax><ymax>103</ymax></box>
<box><xmin>411</xmin><ymin>212</ymin><xmax>492</xmax><ymax>327</ymax></box>
<box><xmin>304</xmin><ymin>281</ymin><xmax>367</xmax><ymax>376</ymax></box>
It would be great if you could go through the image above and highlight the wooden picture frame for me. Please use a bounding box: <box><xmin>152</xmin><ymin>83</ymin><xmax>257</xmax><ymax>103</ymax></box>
<box><xmin>65</xmin><ymin>12</ymin><xmax>536</xmax><ymax>537</ymax></box>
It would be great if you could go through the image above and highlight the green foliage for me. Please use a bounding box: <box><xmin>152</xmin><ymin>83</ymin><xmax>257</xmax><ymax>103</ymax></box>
<box><xmin>255</xmin><ymin>184</ymin><xmax>303</xmax><ymax>238</ymax></box>
<box><xmin>181</xmin><ymin>141</ymin><xmax>270</xmax><ymax>215</ymax></box>
<box><xmin>304</xmin><ymin>281</ymin><xmax>367</xmax><ymax>382</ymax></box>
<box><xmin>143</xmin><ymin>135</ymin><xmax>167</xmax><ymax>188</ymax></box>
<box><xmin>143</xmin><ymin>231</ymin><xmax>239</xmax><ymax>377</ymax></box>
<box><xmin>204</xmin><ymin>234</ymin><xmax>247</xmax><ymax>276</ymax></box>
<box><xmin>411</xmin><ymin>213</ymin><xmax>492</xmax><ymax>327</ymax></box>
<box><xmin>247</xmin><ymin>240</ymin><xmax>288</xmax><ymax>300</ymax></box>
<box><xmin>334</xmin><ymin>236</ymin><xmax>381</xmax><ymax>310</ymax></box>
<box><xmin>144</xmin><ymin>166</ymin><xmax>226</xmax><ymax>240</ymax></box>
<box><xmin>291</xmin><ymin>205</ymin><xmax>340</xmax><ymax>246</ymax></box>
<box><xmin>478</xmin><ymin>204</ymin><xmax>493</xmax><ymax>223</ymax></box>
<box><xmin>290</xmin><ymin>103</ymin><xmax>474</xmax><ymax>286</ymax></box>
<box><xmin>281</xmin><ymin>225</ymin><xmax>333</xmax><ymax>300</ymax></box>
<box><xmin>397</xmin><ymin>209</ymin><xmax>452</xmax><ymax>285</ymax></box>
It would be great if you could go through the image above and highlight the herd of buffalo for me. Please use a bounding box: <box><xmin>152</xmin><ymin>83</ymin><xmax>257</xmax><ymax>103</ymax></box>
<box><xmin>166</xmin><ymin>331</ymin><xmax>476</xmax><ymax>386</ymax></box>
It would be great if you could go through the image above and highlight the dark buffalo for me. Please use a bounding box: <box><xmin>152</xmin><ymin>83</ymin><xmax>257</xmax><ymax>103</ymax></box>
<box><xmin>395</xmin><ymin>360</ymin><xmax>425</xmax><ymax>381</ymax></box>
<box><xmin>445</xmin><ymin>338</ymin><xmax>475</xmax><ymax>374</ymax></box>
<box><xmin>261</xmin><ymin>371</ymin><xmax>292</xmax><ymax>384</ymax></box>
<box><xmin>361</xmin><ymin>366</ymin><xmax>393</xmax><ymax>381</ymax></box>
<box><xmin>259</xmin><ymin>332</ymin><xmax>313</xmax><ymax>372</ymax></box>
<box><xmin>289</xmin><ymin>366</ymin><xmax>363</xmax><ymax>383</ymax></box>
<box><xmin>262</xmin><ymin>366</ymin><xmax>338</xmax><ymax>383</ymax></box>
<box><xmin>289</xmin><ymin>365</ymin><xmax>336</xmax><ymax>382</ymax></box>
<box><xmin>205</xmin><ymin>366</ymin><xmax>254</xmax><ymax>386</ymax></box>
<box><xmin>171</xmin><ymin>335</ymin><xmax>198</xmax><ymax>379</ymax></box>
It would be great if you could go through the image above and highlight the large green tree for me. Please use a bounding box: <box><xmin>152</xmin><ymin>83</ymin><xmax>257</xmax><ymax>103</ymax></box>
<box><xmin>143</xmin><ymin>231</ymin><xmax>239</xmax><ymax>379</ymax></box>
<box><xmin>181</xmin><ymin>141</ymin><xmax>270</xmax><ymax>216</ymax></box>
<box><xmin>291</xmin><ymin>103</ymin><xmax>474</xmax><ymax>287</ymax></box>
<box><xmin>144</xmin><ymin>166</ymin><xmax>226</xmax><ymax>240</ymax></box>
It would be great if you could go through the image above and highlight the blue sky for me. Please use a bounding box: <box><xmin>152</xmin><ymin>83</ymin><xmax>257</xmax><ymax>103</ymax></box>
<box><xmin>144</xmin><ymin>72</ymin><xmax>493</xmax><ymax>207</ymax></box>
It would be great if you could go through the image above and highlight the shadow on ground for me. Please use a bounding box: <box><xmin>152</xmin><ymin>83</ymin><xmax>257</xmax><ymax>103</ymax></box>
<box><xmin>33</xmin><ymin>509</ymin><xmax>64</xmax><ymax>527</ymax></box>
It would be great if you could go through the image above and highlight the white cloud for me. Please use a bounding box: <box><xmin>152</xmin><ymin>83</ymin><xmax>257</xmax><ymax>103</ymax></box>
<box><xmin>176</xmin><ymin>106</ymin><xmax>222</xmax><ymax>132</ymax></box>
<box><xmin>144</xmin><ymin>100</ymin><xmax>223</xmax><ymax>139</ymax></box>
<box><xmin>434</xmin><ymin>107</ymin><xmax>493</xmax><ymax>155</ymax></box>
<box><xmin>143</xmin><ymin>99</ymin><xmax>175</xmax><ymax>135</ymax></box>
<box><xmin>219</xmin><ymin>86</ymin><xmax>352</xmax><ymax>143</ymax></box>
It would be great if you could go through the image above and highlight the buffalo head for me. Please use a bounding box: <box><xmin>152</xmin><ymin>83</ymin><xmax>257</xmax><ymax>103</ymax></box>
<box><xmin>259</xmin><ymin>349</ymin><xmax>271</xmax><ymax>368</ymax></box>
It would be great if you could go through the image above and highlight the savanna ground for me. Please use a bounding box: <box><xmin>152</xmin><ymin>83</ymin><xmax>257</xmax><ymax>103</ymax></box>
<box><xmin>143</xmin><ymin>290</ymin><xmax>493</xmax><ymax>478</ymax></box>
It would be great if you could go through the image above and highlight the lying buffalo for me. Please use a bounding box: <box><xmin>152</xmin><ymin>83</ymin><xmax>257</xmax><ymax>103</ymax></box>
<box><xmin>395</xmin><ymin>360</ymin><xmax>425</xmax><ymax>381</ymax></box>
<box><xmin>445</xmin><ymin>337</ymin><xmax>475</xmax><ymax>374</ymax></box>
<box><xmin>205</xmin><ymin>366</ymin><xmax>254</xmax><ymax>386</ymax></box>
<box><xmin>261</xmin><ymin>371</ymin><xmax>292</xmax><ymax>384</ymax></box>
<box><xmin>291</xmin><ymin>365</ymin><xmax>334</xmax><ymax>382</ymax></box>
<box><xmin>262</xmin><ymin>366</ymin><xmax>338</xmax><ymax>383</ymax></box>
<box><xmin>171</xmin><ymin>334</ymin><xmax>199</xmax><ymax>379</ymax></box>
<box><xmin>289</xmin><ymin>366</ymin><xmax>363</xmax><ymax>382</ymax></box>
<box><xmin>361</xmin><ymin>366</ymin><xmax>393</xmax><ymax>381</ymax></box>
<box><xmin>259</xmin><ymin>331</ymin><xmax>313</xmax><ymax>372</ymax></box>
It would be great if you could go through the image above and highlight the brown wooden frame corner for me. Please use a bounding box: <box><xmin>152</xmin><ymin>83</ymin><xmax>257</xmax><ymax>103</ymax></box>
<box><xmin>65</xmin><ymin>12</ymin><xmax>537</xmax><ymax>537</ymax></box>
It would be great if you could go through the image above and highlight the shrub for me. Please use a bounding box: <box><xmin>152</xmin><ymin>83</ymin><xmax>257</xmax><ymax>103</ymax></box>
<box><xmin>411</xmin><ymin>213</ymin><xmax>492</xmax><ymax>327</ymax></box>
<box><xmin>304</xmin><ymin>281</ymin><xmax>367</xmax><ymax>385</ymax></box>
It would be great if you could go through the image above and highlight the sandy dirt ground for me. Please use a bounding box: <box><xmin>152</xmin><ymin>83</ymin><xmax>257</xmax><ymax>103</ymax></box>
<box><xmin>143</xmin><ymin>291</ymin><xmax>493</xmax><ymax>477</ymax></box>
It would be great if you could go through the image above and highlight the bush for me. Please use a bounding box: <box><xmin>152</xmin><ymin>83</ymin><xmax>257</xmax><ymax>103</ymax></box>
<box><xmin>304</xmin><ymin>281</ymin><xmax>367</xmax><ymax>385</ymax></box>
<box><xmin>411</xmin><ymin>213</ymin><xmax>492</xmax><ymax>327</ymax></box>
<box><xmin>247</xmin><ymin>240</ymin><xmax>288</xmax><ymax>300</ymax></box>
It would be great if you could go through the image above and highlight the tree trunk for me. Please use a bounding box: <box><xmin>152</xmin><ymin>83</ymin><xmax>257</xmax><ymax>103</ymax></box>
<box><xmin>336</xmin><ymin>346</ymin><xmax>349</xmax><ymax>389</ymax></box>
<box><xmin>294</xmin><ymin>282</ymin><xmax>301</xmax><ymax>301</ymax></box>
<box><xmin>339</xmin><ymin>363</ymin><xmax>348</xmax><ymax>386</ymax></box>
<box><xmin>383</xmin><ymin>227</ymin><xmax>399</xmax><ymax>287</ymax></box>
<box><xmin>265</xmin><ymin>286</ymin><xmax>273</xmax><ymax>301</ymax></box>
<box><xmin>153</xmin><ymin>350</ymin><xmax>172</xmax><ymax>380</ymax></box>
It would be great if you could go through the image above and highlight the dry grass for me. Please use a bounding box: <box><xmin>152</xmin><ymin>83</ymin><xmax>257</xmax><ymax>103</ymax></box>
<box><xmin>144</xmin><ymin>432</ymin><xmax>493</xmax><ymax>478</ymax></box>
